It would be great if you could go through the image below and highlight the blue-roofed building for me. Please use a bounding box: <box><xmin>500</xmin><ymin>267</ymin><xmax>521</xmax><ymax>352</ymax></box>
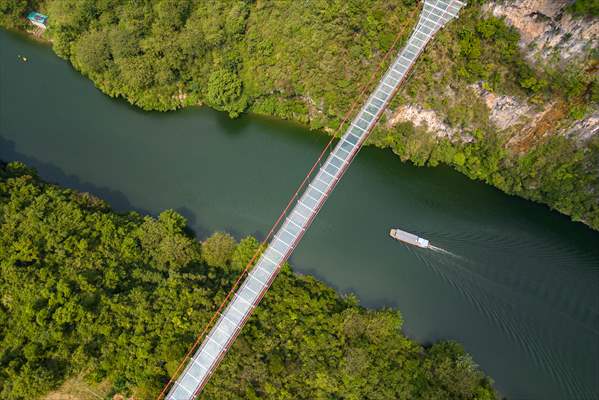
<box><xmin>27</xmin><ymin>12</ymin><xmax>48</xmax><ymax>29</ymax></box>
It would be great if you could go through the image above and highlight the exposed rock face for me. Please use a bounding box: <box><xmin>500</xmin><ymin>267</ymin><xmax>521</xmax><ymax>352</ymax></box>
<box><xmin>378</xmin><ymin>0</ymin><xmax>599</xmax><ymax>174</ymax></box>
<box><xmin>385</xmin><ymin>1</ymin><xmax>598</xmax><ymax>153</ymax></box>
<box><xmin>563</xmin><ymin>111</ymin><xmax>599</xmax><ymax>143</ymax></box>
<box><xmin>469</xmin><ymin>83</ymin><xmax>565</xmax><ymax>151</ymax></box>
<box><xmin>460</xmin><ymin>83</ymin><xmax>598</xmax><ymax>151</ymax></box>
<box><xmin>387</xmin><ymin>104</ymin><xmax>456</xmax><ymax>138</ymax></box>
<box><xmin>471</xmin><ymin>83</ymin><xmax>533</xmax><ymax>130</ymax></box>
<box><xmin>506</xmin><ymin>100</ymin><xmax>567</xmax><ymax>152</ymax></box>
<box><xmin>484</xmin><ymin>0</ymin><xmax>598</xmax><ymax>62</ymax></box>
<box><xmin>389</xmin><ymin>86</ymin><xmax>597</xmax><ymax>154</ymax></box>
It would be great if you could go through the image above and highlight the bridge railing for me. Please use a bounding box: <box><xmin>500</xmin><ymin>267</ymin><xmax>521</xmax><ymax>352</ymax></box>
<box><xmin>163</xmin><ymin>1</ymin><xmax>465</xmax><ymax>399</ymax></box>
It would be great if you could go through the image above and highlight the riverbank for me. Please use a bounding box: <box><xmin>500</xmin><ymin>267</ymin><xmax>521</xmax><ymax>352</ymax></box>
<box><xmin>1</xmin><ymin>1</ymin><xmax>597</xmax><ymax>231</ymax></box>
<box><xmin>0</xmin><ymin>161</ymin><xmax>499</xmax><ymax>399</ymax></box>
<box><xmin>3</xmin><ymin>28</ymin><xmax>598</xmax><ymax>398</ymax></box>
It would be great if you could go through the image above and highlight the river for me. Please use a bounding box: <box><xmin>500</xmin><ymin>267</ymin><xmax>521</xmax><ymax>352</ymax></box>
<box><xmin>1</xmin><ymin>30</ymin><xmax>598</xmax><ymax>400</ymax></box>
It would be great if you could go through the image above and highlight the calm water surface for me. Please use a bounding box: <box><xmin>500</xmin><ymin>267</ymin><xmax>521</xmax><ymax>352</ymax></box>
<box><xmin>1</xmin><ymin>30</ymin><xmax>598</xmax><ymax>400</ymax></box>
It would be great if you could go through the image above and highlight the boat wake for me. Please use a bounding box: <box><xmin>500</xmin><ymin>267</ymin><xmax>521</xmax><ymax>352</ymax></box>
<box><xmin>428</xmin><ymin>244</ymin><xmax>461</xmax><ymax>259</ymax></box>
<box><xmin>404</xmin><ymin>241</ymin><xmax>596</xmax><ymax>400</ymax></box>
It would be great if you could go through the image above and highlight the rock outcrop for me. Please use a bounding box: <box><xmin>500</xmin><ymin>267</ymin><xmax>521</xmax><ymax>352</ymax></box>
<box><xmin>563</xmin><ymin>111</ymin><xmax>599</xmax><ymax>143</ymax></box>
<box><xmin>471</xmin><ymin>83</ymin><xmax>533</xmax><ymax>131</ymax></box>
<box><xmin>387</xmin><ymin>1</ymin><xmax>597</xmax><ymax>153</ymax></box>
<box><xmin>484</xmin><ymin>0</ymin><xmax>598</xmax><ymax>62</ymax></box>
<box><xmin>387</xmin><ymin>104</ymin><xmax>456</xmax><ymax>138</ymax></box>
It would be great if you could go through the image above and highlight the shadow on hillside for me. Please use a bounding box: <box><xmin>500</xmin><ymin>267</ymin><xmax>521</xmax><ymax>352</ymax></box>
<box><xmin>0</xmin><ymin>135</ymin><xmax>149</xmax><ymax>216</ymax></box>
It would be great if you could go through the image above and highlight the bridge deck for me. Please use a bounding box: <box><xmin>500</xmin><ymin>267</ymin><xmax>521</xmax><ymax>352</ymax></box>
<box><xmin>165</xmin><ymin>1</ymin><xmax>465</xmax><ymax>398</ymax></box>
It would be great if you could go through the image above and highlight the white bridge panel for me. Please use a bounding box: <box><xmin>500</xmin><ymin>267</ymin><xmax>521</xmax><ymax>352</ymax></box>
<box><xmin>165</xmin><ymin>1</ymin><xmax>465</xmax><ymax>398</ymax></box>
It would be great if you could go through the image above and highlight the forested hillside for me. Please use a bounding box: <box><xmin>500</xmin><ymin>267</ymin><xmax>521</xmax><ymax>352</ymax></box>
<box><xmin>0</xmin><ymin>0</ymin><xmax>597</xmax><ymax>229</ymax></box>
<box><xmin>0</xmin><ymin>161</ymin><xmax>498</xmax><ymax>399</ymax></box>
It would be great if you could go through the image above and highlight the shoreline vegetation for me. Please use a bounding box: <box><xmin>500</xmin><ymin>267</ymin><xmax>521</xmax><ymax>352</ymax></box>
<box><xmin>1</xmin><ymin>1</ymin><xmax>597</xmax><ymax>231</ymax></box>
<box><xmin>0</xmin><ymin>161</ymin><xmax>499</xmax><ymax>399</ymax></box>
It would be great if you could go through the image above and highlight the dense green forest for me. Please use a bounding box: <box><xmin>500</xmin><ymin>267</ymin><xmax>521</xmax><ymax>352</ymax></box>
<box><xmin>0</xmin><ymin>0</ymin><xmax>597</xmax><ymax>230</ymax></box>
<box><xmin>0</xmin><ymin>161</ymin><xmax>498</xmax><ymax>399</ymax></box>
<box><xmin>567</xmin><ymin>0</ymin><xmax>599</xmax><ymax>17</ymax></box>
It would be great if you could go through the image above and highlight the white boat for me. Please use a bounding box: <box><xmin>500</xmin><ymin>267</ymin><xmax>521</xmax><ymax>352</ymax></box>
<box><xmin>389</xmin><ymin>228</ymin><xmax>430</xmax><ymax>248</ymax></box>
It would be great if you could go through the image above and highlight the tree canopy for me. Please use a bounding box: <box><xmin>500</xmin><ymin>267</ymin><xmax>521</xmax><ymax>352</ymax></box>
<box><xmin>1</xmin><ymin>0</ymin><xmax>596</xmax><ymax>229</ymax></box>
<box><xmin>0</xmin><ymin>161</ymin><xmax>498</xmax><ymax>399</ymax></box>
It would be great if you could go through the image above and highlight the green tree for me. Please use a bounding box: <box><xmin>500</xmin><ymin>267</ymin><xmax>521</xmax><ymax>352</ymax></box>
<box><xmin>72</xmin><ymin>29</ymin><xmax>111</xmax><ymax>74</ymax></box>
<box><xmin>201</xmin><ymin>231</ymin><xmax>237</xmax><ymax>267</ymax></box>
<box><xmin>206</xmin><ymin>68</ymin><xmax>247</xmax><ymax>117</ymax></box>
<box><xmin>567</xmin><ymin>0</ymin><xmax>599</xmax><ymax>17</ymax></box>
<box><xmin>0</xmin><ymin>162</ymin><xmax>499</xmax><ymax>399</ymax></box>
<box><xmin>0</xmin><ymin>0</ymin><xmax>27</xmax><ymax>28</ymax></box>
<box><xmin>231</xmin><ymin>235</ymin><xmax>260</xmax><ymax>271</ymax></box>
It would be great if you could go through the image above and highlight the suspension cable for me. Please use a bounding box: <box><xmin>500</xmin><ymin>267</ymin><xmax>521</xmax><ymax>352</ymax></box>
<box><xmin>156</xmin><ymin>27</ymin><xmax>406</xmax><ymax>400</ymax></box>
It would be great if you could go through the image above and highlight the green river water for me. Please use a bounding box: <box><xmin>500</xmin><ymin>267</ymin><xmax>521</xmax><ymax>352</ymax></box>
<box><xmin>1</xmin><ymin>30</ymin><xmax>598</xmax><ymax>399</ymax></box>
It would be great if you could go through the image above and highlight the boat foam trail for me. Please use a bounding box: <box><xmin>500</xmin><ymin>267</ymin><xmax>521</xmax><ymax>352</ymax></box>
<box><xmin>428</xmin><ymin>245</ymin><xmax>461</xmax><ymax>258</ymax></box>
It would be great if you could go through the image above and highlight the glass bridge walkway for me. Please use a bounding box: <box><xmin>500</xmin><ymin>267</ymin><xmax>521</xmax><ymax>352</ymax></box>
<box><xmin>164</xmin><ymin>1</ymin><xmax>465</xmax><ymax>398</ymax></box>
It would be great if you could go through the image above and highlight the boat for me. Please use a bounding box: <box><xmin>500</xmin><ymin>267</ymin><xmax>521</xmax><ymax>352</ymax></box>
<box><xmin>389</xmin><ymin>228</ymin><xmax>430</xmax><ymax>248</ymax></box>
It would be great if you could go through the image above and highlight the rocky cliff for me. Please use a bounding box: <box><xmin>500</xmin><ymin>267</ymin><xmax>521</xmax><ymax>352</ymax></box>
<box><xmin>487</xmin><ymin>0</ymin><xmax>597</xmax><ymax>62</ymax></box>
<box><xmin>379</xmin><ymin>0</ymin><xmax>598</xmax><ymax>228</ymax></box>
<box><xmin>390</xmin><ymin>0</ymin><xmax>597</xmax><ymax>151</ymax></box>
<box><xmin>1</xmin><ymin>0</ymin><xmax>597</xmax><ymax>228</ymax></box>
